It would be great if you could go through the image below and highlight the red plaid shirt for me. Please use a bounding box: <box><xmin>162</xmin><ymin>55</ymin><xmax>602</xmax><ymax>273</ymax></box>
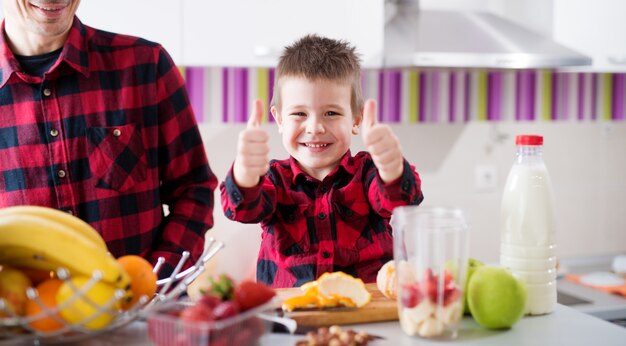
<box><xmin>221</xmin><ymin>151</ymin><xmax>423</xmax><ymax>288</ymax></box>
<box><xmin>0</xmin><ymin>17</ymin><xmax>217</xmax><ymax>278</ymax></box>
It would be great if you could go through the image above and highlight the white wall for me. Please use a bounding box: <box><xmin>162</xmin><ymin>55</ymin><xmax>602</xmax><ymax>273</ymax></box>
<box><xmin>201</xmin><ymin>122</ymin><xmax>626</xmax><ymax>280</ymax></box>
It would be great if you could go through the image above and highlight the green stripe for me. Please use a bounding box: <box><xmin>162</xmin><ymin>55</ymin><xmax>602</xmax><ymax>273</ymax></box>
<box><xmin>257</xmin><ymin>68</ymin><xmax>269</xmax><ymax>123</ymax></box>
<box><xmin>408</xmin><ymin>70</ymin><xmax>418</xmax><ymax>123</ymax></box>
<box><xmin>542</xmin><ymin>70</ymin><xmax>552</xmax><ymax>121</ymax></box>
<box><xmin>477</xmin><ymin>70</ymin><xmax>487</xmax><ymax>121</ymax></box>
<box><xmin>603</xmin><ymin>73</ymin><xmax>613</xmax><ymax>121</ymax></box>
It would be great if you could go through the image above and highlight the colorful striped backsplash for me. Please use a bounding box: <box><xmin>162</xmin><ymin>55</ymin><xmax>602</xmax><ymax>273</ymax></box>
<box><xmin>183</xmin><ymin>67</ymin><xmax>625</xmax><ymax>124</ymax></box>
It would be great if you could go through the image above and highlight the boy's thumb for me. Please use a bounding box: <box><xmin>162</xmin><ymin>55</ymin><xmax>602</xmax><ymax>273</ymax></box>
<box><xmin>361</xmin><ymin>99</ymin><xmax>377</xmax><ymax>134</ymax></box>
<box><xmin>247</xmin><ymin>99</ymin><xmax>264</xmax><ymax>128</ymax></box>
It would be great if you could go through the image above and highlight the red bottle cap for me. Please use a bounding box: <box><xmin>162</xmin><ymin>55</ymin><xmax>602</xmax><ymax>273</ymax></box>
<box><xmin>516</xmin><ymin>135</ymin><xmax>543</xmax><ymax>146</ymax></box>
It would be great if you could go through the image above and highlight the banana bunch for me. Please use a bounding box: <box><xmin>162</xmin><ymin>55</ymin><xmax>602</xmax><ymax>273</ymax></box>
<box><xmin>0</xmin><ymin>206</ymin><xmax>131</xmax><ymax>292</ymax></box>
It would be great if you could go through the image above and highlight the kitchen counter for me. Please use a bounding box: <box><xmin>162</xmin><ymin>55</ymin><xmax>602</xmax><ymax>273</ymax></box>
<box><xmin>10</xmin><ymin>304</ymin><xmax>622</xmax><ymax>346</ymax></box>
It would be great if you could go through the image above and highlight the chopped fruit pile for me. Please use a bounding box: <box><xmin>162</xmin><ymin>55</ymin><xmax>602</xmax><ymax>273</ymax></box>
<box><xmin>398</xmin><ymin>268</ymin><xmax>463</xmax><ymax>337</ymax></box>
<box><xmin>149</xmin><ymin>274</ymin><xmax>275</xmax><ymax>346</ymax></box>
<box><xmin>282</xmin><ymin>272</ymin><xmax>371</xmax><ymax>312</ymax></box>
<box><xmin>295</xmin><ymin>325</ymin><xmax>374</xmax><ymax>346</ymax></box>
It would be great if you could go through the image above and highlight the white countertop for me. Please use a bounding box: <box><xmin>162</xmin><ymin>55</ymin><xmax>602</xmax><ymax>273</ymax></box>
<box><xmin>8</xmin><ymin>304</ymin><xmax>621</xmax><ymax>346</ymax></box>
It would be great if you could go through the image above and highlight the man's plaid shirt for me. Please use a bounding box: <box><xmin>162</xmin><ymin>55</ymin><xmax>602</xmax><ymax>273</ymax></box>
<box><xmin>0</xmin><ymin>17</ymin><xmax>217</xmax><ymax>277</ymax></box>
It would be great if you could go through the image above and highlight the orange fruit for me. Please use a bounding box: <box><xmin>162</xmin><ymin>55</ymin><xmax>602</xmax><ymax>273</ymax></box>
<box><xmin>15</xmin><ymin>267</ymin><xmax>55</xmax><ymax>286</ymax></box>
<box><xmin>25</xmin><ymin>279</ymin><xmax>64</xmax><ymax>332</ymax></box>
<box><xmin>116</xmin><ymin>255</ymin><xmax>157</xmax><ymax>310</ymax></box>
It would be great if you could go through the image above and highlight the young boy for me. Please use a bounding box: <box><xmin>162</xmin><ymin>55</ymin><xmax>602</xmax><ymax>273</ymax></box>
<box><xmin>220</xmin><ymin>34</ymin><xmax>423</xmax><ymax>288</ymax></box>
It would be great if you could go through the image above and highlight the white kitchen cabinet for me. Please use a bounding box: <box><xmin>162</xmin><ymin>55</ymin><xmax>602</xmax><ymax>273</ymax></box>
<box><xmin>552</xmin><ymin>0</ymin><xmax>626</xmax><ymax>72</ymax></box>
<box><xmin>496</xmin><ymin>0</ymin><xmax>626</xmax><ymax>72</ymax></box>
<box><xmin>76</xmin><ymin>0</ymin><xmax>183</xmax><ymax>64</ymax></box>
<box><xmin>182</xmin><ymin>0</ymin><xmax>384</xmax><ymax>68</ymax></box>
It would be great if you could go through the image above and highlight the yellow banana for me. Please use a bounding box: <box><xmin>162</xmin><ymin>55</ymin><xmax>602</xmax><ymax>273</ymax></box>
<box><xmin>0</xmin><ymin>205</ymin><xmax>107</xmax><ymax>251</ymax></box>
<box><xmin>0</xmin><ymin>214</ymin><xmax>130</xmax><ymax>292</ymax></box>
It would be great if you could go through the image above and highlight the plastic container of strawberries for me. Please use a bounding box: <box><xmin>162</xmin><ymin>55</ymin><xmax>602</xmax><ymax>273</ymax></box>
<box><xmin>147</xmin><ymin>299</ymin><xmax>275</xmax><ymax>346</ymax></box>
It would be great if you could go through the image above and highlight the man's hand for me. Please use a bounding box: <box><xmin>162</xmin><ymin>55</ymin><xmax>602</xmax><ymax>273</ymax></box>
<box><xmin>233</xmin><ymin>100</ymin><xmax>270</xmax><ymax>188</ymax></box>
<box><xmin>361</xmin><ymin>99</ymin><xmax>404</xmax><ymax>183</ymax></box>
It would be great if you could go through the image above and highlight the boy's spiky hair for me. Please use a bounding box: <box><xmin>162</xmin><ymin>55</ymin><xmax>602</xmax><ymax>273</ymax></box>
<box><xmin>271</xmin><ymin>34</ymin><xmax>363</xmax><ymax>114</ymax></box>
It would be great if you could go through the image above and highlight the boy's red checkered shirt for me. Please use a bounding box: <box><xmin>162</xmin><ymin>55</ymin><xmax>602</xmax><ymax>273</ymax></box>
<box><xmin>221</xmin><ymin>151</ymin><xmax>423</xmax><ymax>288</ymax></box>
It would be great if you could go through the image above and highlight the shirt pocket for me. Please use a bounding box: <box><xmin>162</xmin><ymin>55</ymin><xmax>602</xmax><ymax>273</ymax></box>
<box><xmin>86</xmin><ymin>123</ymin><xmax>147</xmax><ymax>192</ymax></box>
<box><xmin>271</xmin><ymin>203</ymin><xmax>311</xmax><ymax>256</ymax></box>
<box><xmin>332</xmin><ymin>201</ymin><xmax>373</xmax><ymax>250</ymax></box>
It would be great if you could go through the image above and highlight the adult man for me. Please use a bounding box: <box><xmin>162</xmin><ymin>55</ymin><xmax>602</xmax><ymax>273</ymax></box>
<box><xmin>0</xmin><ymin>0</ymin><xmax>217</xmax><ymax>278</ymax></box>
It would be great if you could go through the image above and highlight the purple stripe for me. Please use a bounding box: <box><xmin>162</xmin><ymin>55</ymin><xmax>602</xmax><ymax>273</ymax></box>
<box><xmin>529</xmin><ymin>71</ymin><xmax>536</xmax><ymax>121</ymax></box>
<box><xmin>432</xmin><ymin>71</ymin><xmax>439</xmax><ymax>122</ymax></box>
<box><xmin>233</xmin><ymin>68</ymin><xmax>248</xmax><ymax>123</ymax></box>
<box><xmin>614</xmin><ymin>74</ymin><xmax>625</xmax><ymax>120</ymax></box>
<box><xmin>268</xmin><ymin>68</ymin><xmax>275</xmax><ymax>122</ymax></box>
<box><xmin>464</xmin><ymin>72</ymin><xmax>470</xmax><ymax>122</ymax></box>
<box><xmin>578</xmin><ymin>73</ymin><xmax>585</xmax><ymax>121</ymax></box>
<box><xmin>419</xmin><ymin>72</ymin><xmax>427</xmax><ymax>122</ymax></box>
<box><xmin>378</xmin><ymin>71</ymin><xmax>384</xmax><ymax>122</ymax></box>
<box><xmin>488</xmin><ymin>72</ymin><xmax>502</xmax><ymax>121</ymax></box>
<box><xmin>222</xmin><ymin>68</ymin><xmax>229</xmax><ymax>123</ymax></box>
<box><xmin>515</xmin><ymin>71</ymin><xmax>522</xmax><ymax>121</ymax></box>
<box><xmin>449</xmin><ymin>72</ymin><xmax>455</xmax><ymax>122</ymax></box>
<box><xmin>186</xmin><ymin>67</ymin><xmax>204</xmax><ymax>123</ymax></box>
<box><xmin>418</xmin><ymin>72</ymin><xmax>426</xmax><ymax>122</ymax></box>
<box><xmin>591</xmin><ymin>74</ymin><xmax>598</xmax><ymax>120</ymax></box>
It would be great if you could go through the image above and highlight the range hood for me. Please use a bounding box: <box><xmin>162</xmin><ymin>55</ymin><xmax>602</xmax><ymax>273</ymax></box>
<box><xmin>384</xmin><ymin>2</ymin><xmax>592</xmax><ymax>69</ymax></box>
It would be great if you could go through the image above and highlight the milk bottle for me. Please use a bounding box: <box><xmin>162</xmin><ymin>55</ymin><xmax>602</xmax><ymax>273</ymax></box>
<box><xmin>500</xmin><ymin>135</ymin><xmax>556</xmax><ymax>315</ymax></box>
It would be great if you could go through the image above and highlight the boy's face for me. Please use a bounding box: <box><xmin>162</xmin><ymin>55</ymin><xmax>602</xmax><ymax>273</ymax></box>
<box><xmin>271</xmin><ymin>77</ymin><xmax>361</xmax><ymax>180</ymax></box>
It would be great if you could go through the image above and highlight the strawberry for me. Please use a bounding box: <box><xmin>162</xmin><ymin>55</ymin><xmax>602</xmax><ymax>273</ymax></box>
<box><xmin>400</xmin><ymin>283</ymin><xmax>422</xmax><ymax>308</ymax></box>
<box><xmin>179</xmin><ymin>304</ymin><xmax>214</xmax><ymax>322</ymax></box>
<box><xmin>213</xmin><ymin>301</ymin><xmax>240</xmax><ymax>320</ymax></box>
<box><xmin>198</xmin><ymin>294</ymin><xmax>222</xmax><ymax>309</ymax></box>
<box><xmin>233</xmin><ymin>280</ymin><xmax>276</xmax><ymax>311</ymax></box>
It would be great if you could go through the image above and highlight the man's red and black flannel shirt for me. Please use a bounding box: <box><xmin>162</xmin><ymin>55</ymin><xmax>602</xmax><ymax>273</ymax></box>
<box><xmin>0</xmin><ymin>17</ymin><xmax>217</xmax><ymax>278</ymax></box>
<box><xmin>221</xmin><ymin>151</ymin><xmax>423</xmax><ymax>288</ymax></box>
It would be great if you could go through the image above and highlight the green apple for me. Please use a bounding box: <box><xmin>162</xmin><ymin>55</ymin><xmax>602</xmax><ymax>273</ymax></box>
<box><xmin>0</xmin><ymin>266</ymin><xmax>33</xmax><ymax>317</ymax></box>
<box><xmin>463</xmin><ymin>258</ymin><xmax>484</xmax><ymax>314</ymax></box>
<box><xmin>467</xmin><ymin>266</ymin><xmax>527</xmax><ymax>329</ymax></box>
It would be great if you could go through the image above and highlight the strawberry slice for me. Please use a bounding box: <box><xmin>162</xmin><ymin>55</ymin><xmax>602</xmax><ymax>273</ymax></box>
<box><xmin>400</xmin><ymin>283</ymin><xmax>423</xmax><ymax>308</ymax></box>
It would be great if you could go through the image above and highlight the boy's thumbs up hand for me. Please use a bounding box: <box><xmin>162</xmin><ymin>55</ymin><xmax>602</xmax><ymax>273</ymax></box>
<box><xmin>361</xmin><ymin>99</ymin><xmax>404</xmax><ymax>183</ymax></box>
<box><xmin>233</xmin><ymin>99</ymin><xmax>270</xmax><ymax>188</ymax></box>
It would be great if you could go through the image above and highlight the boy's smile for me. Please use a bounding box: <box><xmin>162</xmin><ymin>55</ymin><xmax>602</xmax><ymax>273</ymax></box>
<box><xmin>271</xmin><ymin>77</ymin><xmax>361</xmax><ymax>181</ymax></box>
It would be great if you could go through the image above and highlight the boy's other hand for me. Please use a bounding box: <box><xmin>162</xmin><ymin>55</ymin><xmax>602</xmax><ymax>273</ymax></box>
<box><xmin>361</xmin><ymin>99</ymin><xmax>404</xmax><ymax>184</ymax></box>
<box><xmin>233</xmin><ymin>99</ymin><xmax>270</xmax><ymax>188</ymax></box>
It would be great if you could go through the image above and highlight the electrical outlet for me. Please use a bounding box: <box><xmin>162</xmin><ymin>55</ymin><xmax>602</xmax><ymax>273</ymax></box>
<box><xmin>475</xmin><ymin>164</ymin><xmax>497</xmax><ymax>192</ymax></box>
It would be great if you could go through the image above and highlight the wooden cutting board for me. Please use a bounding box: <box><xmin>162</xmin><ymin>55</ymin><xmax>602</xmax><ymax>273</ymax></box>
<box><xmin>275</xmin><ymin>283</ymin><xmax>399</xmax><ymax>326</ymax></box>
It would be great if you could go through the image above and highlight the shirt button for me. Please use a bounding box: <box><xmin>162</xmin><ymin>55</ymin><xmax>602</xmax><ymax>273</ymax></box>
<box><xmin>50</xmin><ymin>129</ymin><xmax>59</xmax><ymax>137</ymax></box>
<box><xmin>43</xmin><ymin>88</ymin><xmax>51</xmax><ymax>97</ymax></box>
<box><xmin>321</xmin><ymin>251</ymin><xmax>331</xmax><ymax>259</ymax></box>
<box><xmin>317</xmin><ymin>212</ymin><xmax>326</xmax><ymax>220</ymax></box>
<box><xmin>320</xmin><ymin>185</ymin><xmax>328</xmax><ymax>193</ymax></box>
<box><xmin>402</xmin><ymin>180</ymin><xmax>410</xmax><ymax>191</ymax></box>
<box><xmin>57</xmin><ymin>170</ymin><xmax>66</xmax><ymax>178</ymax></box>
<box><xmin>112</xmin><ymin>128</ymin><xmax>122</xmax><ymax>137</ymax></box>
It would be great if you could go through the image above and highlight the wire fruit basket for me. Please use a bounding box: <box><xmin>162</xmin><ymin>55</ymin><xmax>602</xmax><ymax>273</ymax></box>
<box><xmin>0</xmin><ymin>238</ymin><xmax>224</xmax><ymax>345</ymax></box>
